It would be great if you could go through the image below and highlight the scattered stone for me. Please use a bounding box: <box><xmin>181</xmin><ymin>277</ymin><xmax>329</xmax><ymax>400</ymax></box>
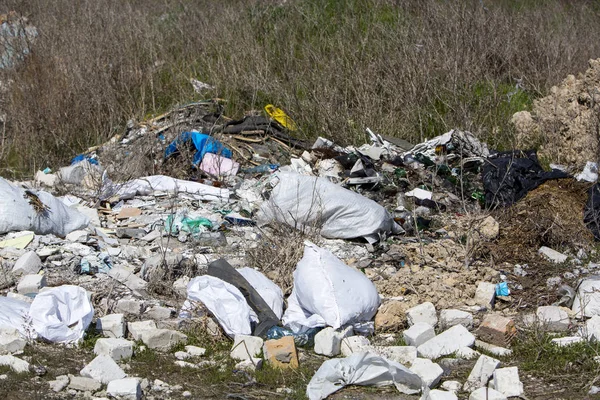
<box><xmin>406</xmin><ymin>302</ymin><xmax>438</xmax><ymax>327</ymax></box>
<box><xmin>94</xmin><ymin>338</ymin><xmax>134</xmax><ymax>361</ymax></box>
<box><xmin>572</xmin><ymin>278</ymin><xmax>600</xmax><ymax>318</ymax></box>
<box><xmin>0</xmin><ymin>328</ymin><xmax>26</xmax><ymax>355</ymax></box>
<box><xmin>127</xmin><ymin>320</ymin><xmax>157</xmax><ymax>341</ymax></box>
<box><xmin>474</xmin><ymin>341</ymin><xmax>512</xmax><ymax>357</ymax></box>
<box><xmin>65</xmin><ymin>230</ymin><xmax>89</xmax><ymax>243</ymax></box>
<box><xmin>417</xmin><ymin>325</ymin><xmax>476</xmax><ymax>359</ymax></box>
<box><xmin>107</xmin><ymin>378</ymin><xmax>142</xmax><ymax>400</ymax></box>
<box><xmin>340</xmin><ymin>336</ymin><xmax>371</xmax><ymax>357</ymax></box>
<box><xmin>583</xmin><ymin>315</ymin><xmax>600</xmax><ymax>341</ymax></box>
<box><xmin>139</xmin><ymin>329</ymin><xmax>187</xmax><ymax>351</ymax></box>
<box><xmin>263</xmin><ymin>336</ymin><xmax>299</xmax><ymax>369</ymax></box>
<box><xmin>425</xmin><ymin>389</ymin><xmax>459</xmax><ymax>400</ymax></box>
<box><xmin>590</xmin><ymin>386</ymin><xmax>600</xmax><ymax>395</ymax></box>
<box><xmin>374</xmin><ymin>300</ymin><xmax>408</xmax><ymax>330</ymax></box>
<box><xmin>536</xmin><ymin>306</ymin><xmax>570</xmax><ymax>331</ymax></box>
<box><xmin>468</xmin><ymin>387</ymin><xmax>507</xmax><ymax>400</ymax></box>
<box><xmin>477</xmin><ymin>314</ymin><xmax>516</xmax><ymax>347</ymax></box>
<box><xmin>182</xmin><ymin>391</ymin><xmax>192</xmax><ymax>398</ymax></box>
<box><xmin>539</xmin><ymin>246</ymin><xmax>568</xmax><ymax>263</ymax></box>
<box><xmin>80</xmin><ymin>355</ymin><xmax>127</xmax><ymax>384</ymax></box>
<box><xmin>185</xmin><ymin>345</ymin><xmax>206</xmax><ymax>357</ymax></box>
<box><xmin>235</xmin><ymin>358</ymin><xmax>263</xmax><ymax>372</ymax></box>
<box><xmin>173</xmin><ymin>276</ymin><xmax>190</xmax><ymax>297</ymax></box>
<box><xmin>230</xmin><ymin>335</ymin><xmax>264</xmax><ymax>361</ymax></box>
<box><xmin>372</xmin><ymin>346</ymin><xmax>417</xmax><ymax>365</ymax></box>
<box><xmin>314</xmin><ymin>327</ymin><xmax>351</xmax><ymax>357</ymax></box>
<box><xmin>12</xmin><ymin>251</ymin><xmax>42</xmax><ymax>276</ymax></box>
<box><xmin>478</xmin><ymin>216</ymin><xmax>499</xmax><ymax>240</ymax></box>
<box><xmin>68</xmin><ymin>376</ymin><xmax>102</xmax><ymax>392</ymax></box>
<box><xmin>439</xmin><ymin>309</ymin><xmax>473</xmax><ymax>330</ymax></box>
<box><xmin>551</xmin><ymin>336</ymin><xmax>584</xmax><ymax>347</ymax></box>
<box><xmin>117</xmin><ymin>207</ymin><xmax>142</xmax><ymax>220</ymax></box>
<box><xmin>474</xmin><ymin>282</ymin><xmax>496</xmax><ymax>309</ymax></box>
<box><xmin>143</xmin><ymin>305</ymin><xmax>173</xmax><ymax>321</ymax></box>
<box><xmin>493</xmin><ymin>367</ymin><xmax>523</xmax><ymax>398</ymax></box>
<box><xmin>409</xmin><ymin>358</ymin><xmax>443</xmax><ymax>387</ymax></box>
<box><xmin>441</xmin><ymin>380</ymin><xmax>462</xmax><ymax>392</ymax></box>
<box><xmin>6</xmin><ymin>292</ymin><xmax>32</xmax><ymax>303</ymax></box>
<box><xmin>49</xmin><ymin>375</ymin><xmax>69</xmax><ymax>392</ymax></box>
<box><xmin>108</xmin><ymin>267</ymin><xmax>148</xmax><ymax>297</ymax></box>
<box><xmin>0</xmin><ymin>354</ymin><xmax>29</xmax><ymax>373</ymax></box>
<box><xmin>463</xmin><ymin>354</ymin><xmax>501</xmax><ymax>392</ymax></box>
<box><xmin>97</xmin><ymin>314</ymin><xmax>126</xmax><ymax>338</ymax></box>
<box><xmin>455</xmin><ymin>347</ymin><xmax>480</xmax><ymax>360</ymax></box>
<box><xmin>16</xmin><ymin>273</ymin><xmax>46</xmax><ymax>295</ymax></box>
<box><xmin>403</xmin><ymin>322</ymin><xmax>435</xmax><ymax>348</ymax></box>
<box><xmin>175</xmin><ymin>360</ymin><xmax>198</xmax><ymax>369</ymax></box>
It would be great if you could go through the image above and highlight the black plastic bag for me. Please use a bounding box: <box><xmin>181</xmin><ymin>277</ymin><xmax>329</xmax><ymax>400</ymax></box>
<box><xmin>482</xmin><ymin>150</ymin><xmax>569</xmax><ymax>209</ymax></box>
<box><xmin>585</xmin><ymin>184</ymin><xmax>600</xmax><ymax>240</ymax></box>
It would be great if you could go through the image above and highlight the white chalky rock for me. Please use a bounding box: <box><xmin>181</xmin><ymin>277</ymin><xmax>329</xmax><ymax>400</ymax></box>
<box><xmin>538</xmin><ymin>246</ymin><xmax>567</xmax><ymax>263</ymax></box>
<box><xmin>139</xmin><ymin>329</ymin><xmax>187</xmax><ymax>351</ymax></box>
<box><xmin>403</xmin><ymin>322</ymin><xmax>435</xmax><ymax>347</ymax></box>
<box><xmin>0</xmin><ymin>354</ymin><xmax>29</xmax><ymax>373</ymax></box>
<box><xmin>551</xmin><ymin>336</ymin><xmax>584</xmax><ymax>347</ymax></box>
<box><xmin>80</xmin><ymin>355</ymin><xmax>127</xmax><ymax>384</ymax></box>
<box><xmin>185</xmin><ymin>345</ymin><xmax>206</xmax><ymax>357</ymax></box>
<box><xmin>372</xmin><ymin>346</ymin><xmax>417</xmax><ymax>365</ymax></box>
<box><xmin>96</xmin><ymin>314</ymin><xmax>126</xmax><ymax>338</ymax></box>
<box><xmin>493</xmin><ymin>367</ymin><xmax>523</xmax><ymax>398</ymax></box>
<box><xmin>0</xmin><ymin>328</ymin><xmax>26</xmax><ymax>355</ymax></box>
<box><xmin>230</xmin><ymin>335</ymin><xmax>263</xmax><ymax>361</ymax></box>
<box><xmin>16</xmin><ymin>273</ymin><xmax>46</xmax><ymax>295</ymax></box>
<box><xmin>469</xmin><ymin>387</ymin><xmax>507</xmax><ymax>400</ymax></box>
<box><xmin>424</xmin><ymin>389</ymin><xmax>459</xmax><ymax>400</ymax></box>
<box><xmin>94</xmin><ymin>338</ymin><xmax>134</xmax><ymax>361</ymax></box>
<box><xmin>127</xmin><ymin>320</ymin><xmax>157</xmax><ymax>341</ymax></box>
<box><xmin>439</xmin><ymin>309</ymin><xmax>473</xmax><ymax>330</ymax></box>
<box><xmin>417</xmin><ymin>325</ymin><xmax>475</xmax><ymax>359</ymax></box>
<box><xmin>314</xmin><ymin>327</ymin><xmax>345</xmax><ymax>357</ymax></box>
<box><xmin>340</xmin><ymin>336</ymin><xmax>371</xmax><ymax>357</ymax></box>
<box><xmin>536</xmin><ymin>306</ymin><xmax>570</xmax><ymax>331</ymax></box>
<box><xmin>406</xmin><ymin>302</ymin><xmax>438</xmax><ymax>327</ymax></box>
<box><xmin>107</xmin><ymin>377</ymin><xmax>142</xmax><ymax>400</ymax></box>
<box><xmin>235</xmin><ymin>358</ymin><xmax>263</xmax><ymax>372</ymax></box>
<box><xmin>12</xmin><ymin>251</ymin><xmax>42</xmax><ymax>276</ymax></box>
<box><xmin>474</xmin><ymin>282</ymin><xmax>496</xmax><ymax>309</ymax></box>
<box><xmin>463</xmin><ymin>355</ymin><xmax>500</xmax><ymax>392</ymax></box>
<box><xmin>410</xmin><ymin>358</ymin><xmax>443</xmax><ymax>388</ymax></box>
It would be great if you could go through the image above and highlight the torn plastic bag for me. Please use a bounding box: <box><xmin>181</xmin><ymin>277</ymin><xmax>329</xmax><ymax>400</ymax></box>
<box><xmin>164</xmin><ymin>131</ymin><xmax>232</xmax><ymax>165</ymax></box>
<box><xmin>0</xmin><ymin>178</ymin><xmax>90</xmax><ymax>237</ymax></box>
<box><xmin>585</xmin><ymin>184</ymin><xmax>600</xmax><ymax>240</ymax></box>
<box><xmin>186</xmin><ymin>275</ymin><xmax>253</xmax><ymax>337</ymax></box>
<box><xmin>257</xmin><ymin>172</ymin><xmax>401</xmax><ymax>243</ymax></box>
<box><xmin>112</xmin><ymin>175</ymin><xmax>229</xmax><ymax>202</ymax></box>
<box><xmin>282</xmin><ymin>242</ymin><xmax>380</xmax><ymax>333</ymax></box>
<box><xmin>406</xmin><ymin>129</ymin><xmax>489</xmax><ymax>163</ymax></box>
<box><xmin>306</xmin><ymin>351</ymin><xmax>423</xmax><ymax>400</ymax></box>
<box><xmin>29</xmin><ymin>285</ymin><xmax>94</xmax><ymax>343</ymax></box>
<box><xmin>237</xmin><ymin>267</ymin><xmax>284</xmax><ymax>320</ymax></box>
<box><xmin>482</xmin><ymin>150</ymin><xmax>570</xmax><ymax>208</ymax></box>
<box><xmin>0</xmin><ymin>297</ymin><xmax>33</xmax><ymax>337</ymax></box>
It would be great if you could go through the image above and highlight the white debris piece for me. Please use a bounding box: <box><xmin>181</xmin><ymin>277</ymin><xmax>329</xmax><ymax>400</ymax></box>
<box><xmin>96</xmin><ymin>314</ymin><xmax>126</xmax><ymax>338</ymax></box>
<box><xmin>469</xmin><ymin>387</ymin><xmax>507</xmax><ymax>400</ymax></box>
<box><xmin>0</xmin><ymin>328</ymin><xmax>26</xmax><ymax>355</ymax></box>
<box><xmin>403</xmin><ymin>323</ymin><xmax>435</xmax><ymax>347</ymax></box>
<box><xmin>230</xmin><ymin>335</ymin><xmax>264</xmax><ymax>361</ymax></box>
<box><xmin>551</xmin><ymin>336</ymin><xmax>584</xmax><ymax>347</ymax></box>
<box><xmin>340</xmin><ymin>336</ymin><xmax>371</xmax><ymax>357</ymax></box>
<box><xmin>127</xmin><ymin>320</ymin><xmax>157</xmax><ymax>341</ymax></box>
<box><xmin>439</xmin><ymin>309</ymin><xmax>473</xmax><ymax>330</ymax></box>
<box><xmin>0</xmin><ymin>354</ymin><xmax>29</xmax><ymax>373</ymax></box>
<box><xmin>80</xmin><ymin>355</ymin><xmax>127</xmax><ymax>384</ymax></box>
<box><xmin>12</xmin><ymin>251</ymin><xmax>42</xmax><ymax>276</ymax></box>
<box><xmin>409</xmin><ymin>358</ymin><xmax>443</xmax><ymax>388</ymax></box>
<box><xmin>423</xmin><ymin>389</ymin><xmax>459</xmax><ymax>400</ymax></box>
<box><xmin>139</xmin><ymin>329</ymin><xmax>187</xmax><ymax>351</ymax></box>
<box><xmin>16</xmin><ymin>273</ymin><xmax>46</xmax><ymax>295</ymax></box>
<box><xmin>492</xmin><ymin>367</ymin><xmax>523</xmax><ymax>397</ymax></box>
<box><xmin>474</xmin><ymin>282</ymin><xmax>496</xmax><ymax>309</ymax></box>
<box><xmin>314</xmin><ymin>327</ymin><xmax>345</xmax><ymax>357</ymax></box>
<box><xmin>107</xmin><ymin>377</ymin><xmax>142</xmax><ymax>400</ymax></box>
<box><xmin>463</xmin><ymin>355</ymin><xmax>501</xmax><ymax>392</ymax></box>
<box><xmin>94</xmin><ymin>338</ymin><xmax>134</xmax><ymax>361</ymax></box>
<box><xmin>572</xmin><ymin>278</ymin><xmax>600</xmax><ymax>318</ymax></box>
<box><xmin>406</xmin><ymin>302</ymin><xmax>438</xmax><ymax>327</ymax></box>
<box><xmin>417</xmin><ymin>325</ymin><xmax>475</xmax><ymax>359</ymax></box>
<box><xmin>536</xmin><ymin>306</ymin><xmax>570</xmax><ymax>331</ymax></box>
<box><xmin>405</xmin><ymin>188</ymin><xmax>433</xmax><ymax>200</ymax></box>
<box><xmin>538</xmin><ymin>246</ymin><xmax>568</xmax><ymax>263</ymax></box>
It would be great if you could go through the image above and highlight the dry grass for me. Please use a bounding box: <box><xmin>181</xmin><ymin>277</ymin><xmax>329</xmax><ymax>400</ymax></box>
<box><xmin>0</xmin><ymin>0</ymin><xmax>600</xmax><ymax>177</ymax></box>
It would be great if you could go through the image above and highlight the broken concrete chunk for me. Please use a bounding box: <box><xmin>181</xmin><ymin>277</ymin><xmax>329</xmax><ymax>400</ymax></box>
<box><xmin>371</xmin><ymin>345</ymin><xmax>417</xmax><ymax>365</ymax></box>
<box><xmin>417</xmin><ymin>325</ymin><xmax>475</xmax><ymax>359</ymax></box>
<box><xmin>538</xmin><ymin>246</ymin><xmax>568</xmax><ymax>263</ymax></box>
<box><xmin>235</xmin><ymin>358</ymin><xmax>263</xmax><ymax>372</ymax></box>
<box><xmin>406</xmin><ymin>302</ymin><xmax>438</xmax><ymax>327</ymax></box>
<box><xmin>403</xmin><ymin>322</ymin><xmax>436</xmax><ymax>347</ymax></box>
<box><xmin>230</xmin><ymin>335</ymin><xmax>263</xmax><ymax>361</ymax></box>
<box><xmin>107</xmin><ymin>377</ymin><xmax>142</xmax><ymax>400</ymax></box>
<box><xmin>439</xmin><ymin>309</ymin><xmax>473</xmax><ymax>330</ymax></box>
<box><xmin>474</xmin><ymin>340</ymin><xmax>512</xmax><ymax>357</ymax></box>
<box><xmin>68</xmin><ymin>376</ymin><xmax>102</xmax><ymax>392</ymax></box>
<box><xmin>468</xmin><ymin>387</ymin><xmax>507</xmax><ymax>400</ymax></box>
<box><xmin>143</xmin><ymin>305</ymin><xmax>173</xmax><ymax>321</ymax></box>
<box><xmin>0</xmin><ymin>328</ymin><xmax>26</xmax><ymax>355</ymax></box>
<box><xmin>340</xmin><ymin>336</ymin><xmax>371</xmax><ymax>357</ymax></box>
<box><xmin>463</xmin><ymin>354</ymin><xmax>501</xmax><ymax>392</ymax></box>
<box><xmin>94</xmin><ymin>338</ymin><xmax>134</xmax><ymax>361</ymax></box>
<box><xmin>474</xmin><ymin>282</ymin><xmax>496</xmax><ymax>309</ymax></box>
<box><xmin>12</xmin><ymin>251</ymin><xmax>42</xmax><ymax>276</ymax></box>
<box><xmin>139</xmin><ymin>329</ymin><xmax>187</xmax><ymax>351</ymax></box>
<box><xmin>80</xmin><ymin>355</ymin><xmax>127</xmax><ymax>384</ymax></box>
<box><xmin>116</xmin><ymin>298</ymin><xmax>145</xmax><ymax>315</ymax></box>
<box><xmin>0</xmin><ymin>354</ymin><xmax>29</xmax><ymax>373</ymax></box>
<box><xmin>409</xmin><ymin>358</ymin><xmax>443</xmax><ymax>387</ymax></box>
<box><xmin>536</xmin><ymin>306</ymin><xmax>570</xmax><ymax>331</ymax></box>
<box><xmin>314</xmin><ymin>327</ymin><xmax>349</xmax><ymax>357</ymax></box>
<box><xmin>425</xmin><ymin>389</ymin><xmax>458</xmax><ymax>400</ymax></box>
<box><xmin>551</xmin><ymin>336</ymin><xmax>584</xmax><ymax>347</ymax></box>
<box><xmin>572</xmin><ymin>278</ymin><xmax>600</xmax><ymax>318</ymax></box>
<box><xmin>493</xmin><ymin>367</ymin><xmax>523</xmax><ymax>397</ymax></box>
<box><xmin>48</xmin><ymin>375</ymin><xmax>69</xmax><ymax>392</ymax></box>
<box><xmin>127</xmin><ymin>320</ymin><xmax>157</xmax><ymax>341</ymax></box>
<box><xmin>97</xmin><ymin>313</ymin><xmax>126</xmax><ymax>338</ymax></box>
<box><xmin>583</xmin><ymin>315</ymin><xmax>600</xmax><ymax>341</ymax></box>
<box><xmin>65</xmin><ymin>230</ymin><xmax>89</xmax><ymax>243</ymax></box>
<box><xmin>263</xmin><ymin>336</ymin><xmax>298</xmax><ymax>369</ymax></box>
<box><xmin>16</xmin><ymin>273</ymin><xmax>46</xmax><ymax>295</ymax></box>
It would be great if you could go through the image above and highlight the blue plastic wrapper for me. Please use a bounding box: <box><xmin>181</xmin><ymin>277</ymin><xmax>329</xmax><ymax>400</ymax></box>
<box><xmin>495</xmin><ymin>282</ymin><xmax>510</xmax><ymax>296</ymax></box>
<box><xmin>266</xmin><ymin>326</ymin><xmax>319</xmax><ymax>347</ymax></box>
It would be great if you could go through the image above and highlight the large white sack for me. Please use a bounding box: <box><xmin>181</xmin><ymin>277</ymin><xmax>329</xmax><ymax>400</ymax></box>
<box><xmin>29</xmin><ymin>285</ymin><xmax>94</xmax><ymax>343</ymax></box>
<box><xmin>186</xmin><ymin>276</ymin><xmax>252</xmax><ymax>337</ymax></box>
<box><xmin>114</xmin><ymin>175</ymin><xmax>229</xmax><ymax>202</ymax></box>
<box><xmin>0</xmin><ymin>297</ymin><xmax>33</xmax><ymax>337</ymax></box>
<box><xmin>282</xmin><ymin>242</ymin><xmax>380</xmax><ymax>332</ymax></box>
<box><xmin>257</xmin><ymin>172</ymin><xmax>400</xmax><ymax>243</ymax></box>
<box><xmin>237</xmin><ymin>267</ymin><xmax>284</xmax><ymax>319</ymax></box>
<box><xmin>0</xmin><ymin>178</ymin><xmax>90</xmax><ymax>237</ymax></box>
<box><xmin>306</xmin><ymin>352</ymin><xmax>423</xmax><ymax>400</ymax></box>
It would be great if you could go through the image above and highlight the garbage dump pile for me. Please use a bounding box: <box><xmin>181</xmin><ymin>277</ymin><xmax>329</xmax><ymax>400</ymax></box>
<box><xmin>3</xmin><ymin>68</ymin><xmax>600</xmax><ymax>399</ymax></box>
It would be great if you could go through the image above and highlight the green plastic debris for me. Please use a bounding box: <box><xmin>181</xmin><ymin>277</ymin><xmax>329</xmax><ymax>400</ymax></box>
<box><xmin>165</xmin><ymin>213</ymin><xmax>212</xmax><ymax>236</ymax></box>
<box><xmin>394</xmin><ymin>168</ymin><xmax>407</xmax><ymax>178</ymax></box>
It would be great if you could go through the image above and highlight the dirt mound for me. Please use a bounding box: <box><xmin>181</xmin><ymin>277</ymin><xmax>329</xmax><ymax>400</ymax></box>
<box><xmin>512</xmin><ymin>58</ymin><xmax>600</xmax><ymax>171</ymax></box>
<box><xmin>488</xmin><ymin>179</ymin><xmax>593</xmax><ymax>263</ymax></box>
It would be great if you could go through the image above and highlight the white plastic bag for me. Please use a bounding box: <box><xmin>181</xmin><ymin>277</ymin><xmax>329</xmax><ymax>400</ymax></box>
<box><xmin>29</xmin><ymin>285</ymin><xmax>94</xmax><ymax>343</ymax></box>
<box><xmin>237</xmin><ymin>267</ymin><xmax>284</xmax><ymax>319</ymax></box>
<box><xmin>282</xmin><ymin>242</ymin><xmax>380</xmax><ymax>332</ymax></box>
<box><xmin>0</xmin><ymin>178</ymin><xmax>90</xmax><ymax>237</ymax></box>
<box><xmin>306</xmin><ymin>351</ymin><xmax>423</xmax><ymax>400</ymax></box>
<box><xmin>113</xmin><ymin>175</ymin><xmax>229</xmax><ymax>202</ymax></box>
<box><xmin>0</xmin><ymin>297</ymin><xmax>32</xmax><ymax>337</ymax></box>
<box><xmin>186</xmin><ymin>276</ymin><xmax>253</xmax><ymax>337</ymax></box>
<box><xmin>257</xmin><ymin>172</ymin><xmax>400</xmax><ymax>243</ymax></box>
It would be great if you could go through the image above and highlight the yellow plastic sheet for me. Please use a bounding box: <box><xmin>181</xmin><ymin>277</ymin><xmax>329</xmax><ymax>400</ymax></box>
<box><xmin>264</xmin><ymin>104</ymin><xmax>297</xmax><ymax>131</ymax></box>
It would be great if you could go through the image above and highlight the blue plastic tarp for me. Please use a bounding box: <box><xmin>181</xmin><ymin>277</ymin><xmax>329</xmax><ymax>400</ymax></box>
<box><xmin>164</xmin><ymin>132</ymin><xmax>232</xmax><ymax>165</ymax></box>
